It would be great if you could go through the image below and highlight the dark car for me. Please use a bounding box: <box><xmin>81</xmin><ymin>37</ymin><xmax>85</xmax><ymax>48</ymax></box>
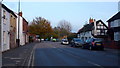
<box><xmin>71</xmin><ymin>38</ymin><xmax>85</xmax><ymax>47</ymax></box>
<box><xmin>82</xmin><ymin>38</ymin><xmax>104</xmax><ymax>50</ymax></box>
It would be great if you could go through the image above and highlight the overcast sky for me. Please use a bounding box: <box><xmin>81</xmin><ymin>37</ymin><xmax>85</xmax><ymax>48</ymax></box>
<box><xmin>2</xmin><ymin>1</ymin><xmax>118</xmax><ymax>32</ymax></box>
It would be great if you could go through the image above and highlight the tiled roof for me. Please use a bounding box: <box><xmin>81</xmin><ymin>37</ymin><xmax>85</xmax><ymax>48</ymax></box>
<box><xmin>2</xmin><ymin>4</ymin><xmax>17</xmax><ymax>18</ymax></box>
<box><xmin>77</xmin><ymin>22</ymin><xmax>94</xmax><ymax>34</ymax></box>
<box><xmin>107</xmin><ymin>11</ymin><xmax>120</xmax><ymax>22</ymax></box>
<box><xmin>77</xmin><ymin>23</ymin><xmax>94</xmax><ymax>33</ymax></box>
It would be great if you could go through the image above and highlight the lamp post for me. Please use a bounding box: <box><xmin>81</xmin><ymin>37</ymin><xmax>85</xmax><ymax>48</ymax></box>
<box><xmin>0</xmin><ymin>0</ymin><xmax>3</xmax><ymax>68</ymax></box>
<box><xmin>17</xmin><ymin>0</ymin><xmax>20</xmax><ymax>47</ymax></box>
<box><xmin>0</xmin><ymin>0</ymin><xmax>3</xmax><ymax>51</ymax></box>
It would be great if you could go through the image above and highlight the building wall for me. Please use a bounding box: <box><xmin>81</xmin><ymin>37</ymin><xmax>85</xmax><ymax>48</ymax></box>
<box><xmin>1</xmin><ymin>8</ymin><xmax>10</xmax><ymax>51</ymax></box>
<box><xmin>16</xmin><ymin>15</ymin><xmax>25</xmax><ymax>46</ymax></box>
<box><xmin>110</xmin><ymin>19</ymin><xmax>120</xmax><ymax>28</ymax></box>
<box><xmin>109</xmin><ymin>19</ymin><xmax>120</xmax><ymax>41</ymax></box>
<box><xmin>20</xmin><ymin>17</ymin><xmax>25</xmax><ymax>45</ymax></box>
<box><xmin>10</xmin><ymin>13</ymin><xmax>17</xmax><ymax>49</ymax></box>
<box><xmin>23</xmin><ymin>19</ymin><xmax>29</xmax><ymax>44</ymax></box>
<box><xmin>78</xmin><ymin>31</ymin><xmax>93</xmax><ymax>41</ymax></box>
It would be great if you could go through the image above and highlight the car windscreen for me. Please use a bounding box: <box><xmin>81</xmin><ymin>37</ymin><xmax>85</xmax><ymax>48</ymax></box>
<box><xmin>75</xmin><ymin>39</ymin><xmax>84</xmax><ymax>43</ymax></box>
<box><xmin>64</xmin><ymin>40</ymin><xmax>68</xmax><ymax>42</ymax></box>
<box><xmin>94</xmin><ymin>39</ymin><xmax>102</xmax><ymax>42</ymax></box>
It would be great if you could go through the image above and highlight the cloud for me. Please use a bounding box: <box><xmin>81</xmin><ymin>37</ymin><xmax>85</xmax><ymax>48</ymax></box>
<box><xmin>3</xmin><ymin>0</ymin><xmax>119</xmax><ymax>2</ymax></box>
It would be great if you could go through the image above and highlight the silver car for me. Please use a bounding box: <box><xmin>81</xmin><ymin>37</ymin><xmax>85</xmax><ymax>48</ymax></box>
<box><xmin>61</xmin><ymin>39</ymin><xmax>69</xmax><ymax>45</ymax></box>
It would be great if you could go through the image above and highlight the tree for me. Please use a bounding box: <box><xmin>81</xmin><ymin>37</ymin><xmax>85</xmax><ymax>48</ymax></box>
<box><xmin>28</xmin><ymin>17</ymin><xmax>53</xmax><ymax>39</ymax></box>
<box><xmin>57</xmin><ymin>20</ymin><xmax>72</xmax><ymax>38</ymax></box>
<box><xmin>67</xmin><ymin>33</ymin><xmax>77</xmax><ymax>42</ymax></box>
<box><xmin>58</xmin><ymin>20</ymin><xmax>72</xmax><ymax>32</ymax></box>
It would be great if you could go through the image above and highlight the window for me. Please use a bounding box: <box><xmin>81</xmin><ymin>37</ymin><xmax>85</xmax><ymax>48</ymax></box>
<box><xmin>96</xmin><ymin>23</ymin><xmax>107</xmax><ymax>36</ymax></box>
<box><xmin>3</xmin><ymin>10</ymin><xmax>6</xmax><ymax>23</ymax></box>
<box><xmin>118</xmin><ymin>19</ymin><xmax>120</xmax><ymax>27</ymax></box>
<box><xmin>3</xmin><ymin>31</ymin><xmax>6</xmax><ymax>44</ymax></box>
<box><xmin>114</xmin><ymin>32</ymin><xmax>120</xmax><ymax>41</ymax></box>
<box><xmin>110</xmin><ymin>21</ymin><xmax>114</xmax><ymax>27</ymax></box>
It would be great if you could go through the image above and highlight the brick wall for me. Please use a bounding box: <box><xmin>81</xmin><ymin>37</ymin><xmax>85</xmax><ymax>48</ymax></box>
<box><xmin>103</xmin><ymin>40</ymin><xmax>120</xmax><ymax>49</ymax></box>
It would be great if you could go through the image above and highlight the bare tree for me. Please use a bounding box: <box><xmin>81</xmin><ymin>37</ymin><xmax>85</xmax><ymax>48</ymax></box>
<box><xmin>58</xmin><ymin>20</ymin><xmax>72</xmax><ymax>32</ymax></box>
<box><xmin>57</xmin><ymin>20</ymin><xmax>72</xmax><ymax>37</ymax></box>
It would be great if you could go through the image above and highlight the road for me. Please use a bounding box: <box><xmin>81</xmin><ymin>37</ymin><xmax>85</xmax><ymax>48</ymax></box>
<box><xmin>33</xmin><ymin>41</ymin><xmax>119</xmax><ymax>67</ymax></box>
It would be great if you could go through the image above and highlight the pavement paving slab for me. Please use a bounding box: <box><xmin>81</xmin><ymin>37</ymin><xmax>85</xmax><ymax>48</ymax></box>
<box><xmin>2</xmin><ymin>42</ymin><xmax>37</xmax><ymax>67</ymax></box>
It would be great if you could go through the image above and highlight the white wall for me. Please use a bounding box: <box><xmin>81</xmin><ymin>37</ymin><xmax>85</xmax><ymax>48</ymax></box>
<box><xmin>16</xmin><ymin>15</ymin><xmax>25</xmax><ymax>46</ymax></box>
<box><xmin>1</xmin><ymin>8</ymin><xmax>10</xmax><ymax>51</ymax></box>
<box><xmin>78</xmin><ymin>31</ymin><xmax>93</xmax><ymax>41</ymax></box>
<box><xmin>26</xmin><ymin>35</ymin><xmax>29</xmax><ymax>43</ymax></box>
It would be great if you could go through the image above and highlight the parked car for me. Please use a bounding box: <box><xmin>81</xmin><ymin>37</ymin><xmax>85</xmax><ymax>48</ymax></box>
<box><xmin>61</xmin><ymin>39</ymin><xmax>69</xmax><ymax>45</ymax></box>
<box><xmin>52</xmin><ymin>38</ymin><xmax>57</xmax><ymax>42</ymax></box>
<box><xmin>82</xmin><ymin>38</ymin><xmax>104</xmax><ymax>50</ymax></box>
<box><xmin>71</xmin><ymin>38</ymin><xmax>85</xmax><ymax>47</ymax></box>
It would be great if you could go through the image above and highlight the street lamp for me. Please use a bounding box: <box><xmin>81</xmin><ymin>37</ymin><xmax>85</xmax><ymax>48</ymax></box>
<box><xmin>17</xmin><ymin>0</ymin><xmax>20</xmax><ymax>47</ymax></box>
<box><xmin>0</xmin><ymin>0</ymin><xmax>3</xmax><ymax>50</ymax></box>
<box><xmin>0</xmin><ymin>0</ymin><xmax>3</xmax><ymax>68</ymax></box>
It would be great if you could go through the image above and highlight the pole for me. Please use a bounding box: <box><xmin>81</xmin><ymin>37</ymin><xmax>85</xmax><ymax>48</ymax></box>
<box><xmin>17</xmin><ymin>0</ymin><xmax>20</xmax><ymax>47</ymax></box>
<box><xmin>0</xmin><ymin>0</ymin><xmax>3</xmax><ymax>67</ymax></box>
<box><xmin>0</xmin><ymin>1</ymin><xmax>2</xmax><ymax>51</ymax></box>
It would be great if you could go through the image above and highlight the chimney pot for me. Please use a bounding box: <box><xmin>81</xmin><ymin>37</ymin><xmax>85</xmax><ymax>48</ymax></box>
<box><xmin>19</xmin><ymin>12</ymin><xmax>22</xmax><ymax>16</ymax></box>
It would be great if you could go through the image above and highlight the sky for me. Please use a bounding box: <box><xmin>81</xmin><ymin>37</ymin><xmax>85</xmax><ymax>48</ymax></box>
<box><xmin>2</xmin><ymin>1</ymin><xmax>119</xmax><ymax>33</ymax></box>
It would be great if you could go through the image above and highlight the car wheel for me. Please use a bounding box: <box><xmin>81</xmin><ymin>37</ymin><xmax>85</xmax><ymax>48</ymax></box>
<box><xmin>70</xmin><ymin>45</ymin><xmax>73</xmax><ymax>47</ymax></box>
<box><xmin>82</xmin><ymin>46</ymin><xmax>84</xmax><ymax>49</ymax></box>
<box><xmin>101</xmin><ymin>48</ymin><xmax>104</xmax><ymax>51</ymax></box>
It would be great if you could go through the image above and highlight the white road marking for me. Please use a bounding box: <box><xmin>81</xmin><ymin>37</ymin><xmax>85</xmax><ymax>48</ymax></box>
<box><xmin>10</xmin><ymin>58</ymin><xmax>21</xmax><ymax>60</ymax></box>
<box><xmin>87</xmin><ymin>61</ymin><xmax>103</xmax><ymax>68</ymax></box>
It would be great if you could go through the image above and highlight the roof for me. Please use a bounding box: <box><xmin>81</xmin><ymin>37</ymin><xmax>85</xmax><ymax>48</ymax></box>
<box><xmin>77</xmin><ymin>20</ymin><xmax>108</xmax><ymax>34</ymax></box>
<box><xmin>23</xmin><ymin>17</ymin><xmax>28</xmax><ymax>24</ymax></box>
<box><xmin>107</xmin><ymin>11</ymin><xmax>120</xmax><ymax>22</ymax></box>
<box><xmin>77</xmin><ymin>23</ymin><xmax>94</xmax><ymax>33</ymax></box>
<box><xmin>2</xmin><ymin>4</ymin><xmax>17</xmax><ymax>18</ymax></box>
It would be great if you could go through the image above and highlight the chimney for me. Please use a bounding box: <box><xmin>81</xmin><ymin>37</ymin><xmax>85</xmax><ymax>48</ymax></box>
<box><xmin>89</xmin><ymin>18</ymin><xmax>95</xmax><ymax>24</ymax></box>
<box><xmin>18</xmin><ymin>12</ymin><xmax>22</xmax><ymax>17</ymax></box>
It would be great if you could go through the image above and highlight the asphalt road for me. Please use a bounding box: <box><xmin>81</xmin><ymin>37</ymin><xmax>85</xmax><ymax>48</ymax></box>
<box><xmin>34</xmin><ymin>41</ymin><xmax>119</xmax><ymax>67</ymax></box>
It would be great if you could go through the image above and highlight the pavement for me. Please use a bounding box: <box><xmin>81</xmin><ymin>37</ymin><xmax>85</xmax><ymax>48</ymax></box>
<box><xmin>2</xmin><ymin>42</ymin><xmax>37</xmax><ymax>68</ymax></box>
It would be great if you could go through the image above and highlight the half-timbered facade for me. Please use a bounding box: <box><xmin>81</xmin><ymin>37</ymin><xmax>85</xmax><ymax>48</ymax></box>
<box><xmin>77</xmin><ymin>20</ymin><xmax>108</xmax><ymax>41</ymax></box>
